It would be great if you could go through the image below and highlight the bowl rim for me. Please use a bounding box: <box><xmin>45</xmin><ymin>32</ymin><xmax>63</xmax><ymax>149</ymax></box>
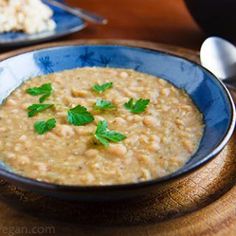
<box><xmin>0</xmin><ymin>23</ymin><xmax>87</xmax><ymax>47</ymax></box>
<box><xmin>0</xmin><ymin>43</ymin><xmax>235</xmax><ymax>192</ymax></box>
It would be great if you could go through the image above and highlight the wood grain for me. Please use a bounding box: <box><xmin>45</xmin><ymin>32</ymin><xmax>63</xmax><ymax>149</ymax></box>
<box><xmin>0</xmin><ymin>40</ymin><xmax>235</xmax><ymax>236</ymax></box>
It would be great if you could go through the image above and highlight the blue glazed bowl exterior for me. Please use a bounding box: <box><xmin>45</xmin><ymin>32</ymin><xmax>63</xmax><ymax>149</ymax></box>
<box><xmin>0</xmin><ymin>44</ymin><xmax>235</xmax><ymax>201</ymax></box>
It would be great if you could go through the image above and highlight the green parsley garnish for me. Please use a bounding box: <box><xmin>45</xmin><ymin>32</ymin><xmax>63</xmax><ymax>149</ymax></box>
<box><xmin>94</xmin><ymin>99</ymin><xmax>115</xmax><ymax>111</ymax></box>
<box><xmin>67</xmin><ymin>104</ymin><xmax>94</xmax><ymax>126</ymax></box>
<box><xmin>94</xmin><ymin>120</ymin><xmax>126</xmax><ymax>147</ymax></box>
<box><xmin>92</xmin><ymin>82</ymin><xmax>113</xmax><ymax>94</ymax></box>
<box><xmin>34</xmin><ymin>118</ymin><xmax>56</xmax><ymax>135</ymax></box>
<box><xmin>26</xmin><ymin>83</ymin><xmax>52</xmax><ymax>103</ymax></box>
<box><xmin>27</xmin><ymin>104</ymin><xmax>54</xmax><ymax>117</ymax></box>
<box><xmin>124</xmin><ymin>98</ymin><xmax>150</xmax><ymax>114</ymax></box>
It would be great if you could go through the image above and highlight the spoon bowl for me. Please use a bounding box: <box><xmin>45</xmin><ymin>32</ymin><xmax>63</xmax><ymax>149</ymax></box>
<box><xmin>200</xmin><ymin>37</ymin><xmax>236</xmax><ymax>84</ymax></box>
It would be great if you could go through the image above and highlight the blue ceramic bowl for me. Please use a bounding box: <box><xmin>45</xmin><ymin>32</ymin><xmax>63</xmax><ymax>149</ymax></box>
<box><xmin>0</xmin><ymin>0</ymin><xmax>85</xmax><ymax>47</ymax></box>
<box><xmin>0</xmin><ymin>43</ymin><xmax>235</xmax><ymax>201</ymax></box>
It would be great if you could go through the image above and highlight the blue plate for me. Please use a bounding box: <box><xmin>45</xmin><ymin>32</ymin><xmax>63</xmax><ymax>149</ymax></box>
<box><xmin>0</xmin><ymin>43</ymin><xmax>235</xmax><ymax>201</ymax></box>
<box><xmin>0</xmin><ymin>0</ymin><xmax>86</xmax><ymax>47</ymax></box>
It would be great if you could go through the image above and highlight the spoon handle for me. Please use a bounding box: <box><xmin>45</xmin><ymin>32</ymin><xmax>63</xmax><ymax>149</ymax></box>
<box><xmin>45</xmin><ymin>0</ymin><xmax>108</xmax><ymax>25</ymax></box>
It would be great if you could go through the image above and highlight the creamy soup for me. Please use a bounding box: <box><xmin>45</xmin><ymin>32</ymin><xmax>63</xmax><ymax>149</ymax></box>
<box><xmin>0</xmin><ymin>68</ymin><xmax>203</xmax><ymax>185</ymax></box>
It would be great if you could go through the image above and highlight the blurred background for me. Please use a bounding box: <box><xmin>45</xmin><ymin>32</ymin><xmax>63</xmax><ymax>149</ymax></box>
<box><xmin>65</xmin><ymin>0</ymin><xmax>236</xmax><ymax>50</ymax></box>
<box><xmin>66</xmin><ymin>0</ymin><xmax>203</xmax><ymax>49</ymax></box>
<box><xmin>1</xmin><ymin>0</ymin><xmax>236</xmax><ymax>51</ymax></box>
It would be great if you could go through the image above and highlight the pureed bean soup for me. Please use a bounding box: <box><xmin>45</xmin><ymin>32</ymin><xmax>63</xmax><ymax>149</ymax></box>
<box><xmin>0</xmin><ymin>68</ymin><xmax>204</xmax><ymax>185</ymax></box>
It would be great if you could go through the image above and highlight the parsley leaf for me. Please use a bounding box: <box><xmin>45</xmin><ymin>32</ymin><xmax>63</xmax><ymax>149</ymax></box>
<box><xmin>94</xmin><ymin>120</ymin><xmax>126</xmax><ymax>146</ymax></box>
<box><xmin>27</xmin><ymin>104</ymin><xmax>54</xmax><ymax>117</ymax></box>
<box><xmin>94</xmin><ymin>99</ymin><xmax>115</xmax><ymax>111</ymax></box>
<box><xmin>92</xmin><ymin>82</ymin><xmax>113</xmax><ymax>93</ymax></box>
<box><xmin>67</xmin><ymin>104</ymin><xmax>94</xmax><ymax>126</ymax></box>
<box><xmin>26</xmin><ymin>83</ymin><xmax>52</xmax><ymax>103</ymax></box>
<box><xmin>124</xmin><ymin>98</ymin><xmax>150</xmax><ymax>114</ymax></box>
<box><xmin>34</xmin><ymin>118</ymin><xmax>56</xmax><ymax>135</ymax></box>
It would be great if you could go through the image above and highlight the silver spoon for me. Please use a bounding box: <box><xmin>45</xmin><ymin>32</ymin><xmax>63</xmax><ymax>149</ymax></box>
<box><xmin>44</xmin><ymin>0</ymin><xmax>108</xmax><ymax>25</ymax></box>
<box><xmin>200</xmin><ymin>36</ymin><xmax>236</xmax><ymax>88</ymax></box>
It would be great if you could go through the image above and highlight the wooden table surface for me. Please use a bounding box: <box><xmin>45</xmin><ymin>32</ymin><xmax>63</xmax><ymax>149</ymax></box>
<box><xmin>62</xmin><ymin>0</ymin><xmax>204</xmax><ymax>50</ymax></box>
